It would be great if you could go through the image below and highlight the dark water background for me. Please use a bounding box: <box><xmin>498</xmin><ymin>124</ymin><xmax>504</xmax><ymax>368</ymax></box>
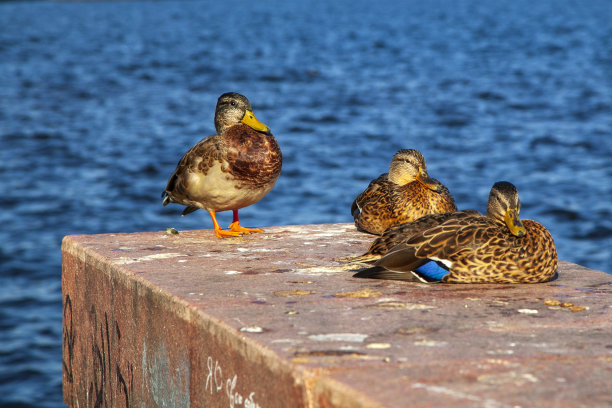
<box><xmin>1</xmin><ymin>0</ymin><xmax>611</xmax><ymax>406</ymax></box>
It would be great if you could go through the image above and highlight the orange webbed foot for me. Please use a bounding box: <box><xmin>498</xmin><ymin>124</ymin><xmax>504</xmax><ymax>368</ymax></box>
<box><xmin>228</xmin><ymin>221</ymin><xmax>263</xmax><ymax>235</ymax></box>
<box><xmin>214</xmin><ymin>226</ymin><xmax>243</xmax><ymax>238</ymax></box>
<box><xmin>208</xmin><ymin>210</ymin><xmax>244</xmax><ymax>238</ymax></box>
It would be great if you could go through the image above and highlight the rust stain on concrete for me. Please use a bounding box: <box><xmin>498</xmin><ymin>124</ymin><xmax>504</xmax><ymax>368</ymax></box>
<box><xmin>274</xmin><ymin>289</ymin><xmax>314</xmax><ymax>297</ymax></box>
<box><xmin>334</xmin><ymin>287</ymin><xmax>383</xmax><ymax>298</ymax></box>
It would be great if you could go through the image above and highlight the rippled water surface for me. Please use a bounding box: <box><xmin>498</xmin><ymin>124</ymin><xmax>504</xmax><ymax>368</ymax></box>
<box><xmin>1</xmin><ymin>0</ymin><xmax>611</xmax><ymax>406</ymax></box>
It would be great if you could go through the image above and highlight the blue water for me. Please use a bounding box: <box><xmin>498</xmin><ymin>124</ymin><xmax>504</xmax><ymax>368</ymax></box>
<box><xmin>1</xmin><ymin>0</ymin><xmax>611</xmax><ymax>406</ymax></box>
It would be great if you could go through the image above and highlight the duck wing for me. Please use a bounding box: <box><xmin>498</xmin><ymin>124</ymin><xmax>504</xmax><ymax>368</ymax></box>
<box><xmin>162</xmin><ymin>134</ymin><xmax>220</xmax><ymax>206</ymax></box>
<box><xmin>374</xmin><ymin>215</ymin><xmax>495</xmax><ymax>272</ymax></box>
<box><xmin>347</xmin><ymin>209</ymin><xmax>480</xmax><ymax>263</ymax></box>
<box><xmin>351</xmin><ymin>174</ymin><xmax>390</xmax><ymax>217</ymax></box>
<box><xmin>352</xmin><ymin>264</ymin><xmax>424</xmax><ymax>282</ymax></box>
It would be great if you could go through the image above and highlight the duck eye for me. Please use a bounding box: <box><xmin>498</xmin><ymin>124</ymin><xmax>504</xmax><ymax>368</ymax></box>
<box><xmin>230</xmin><ymin>101</ymin><xmax>236</xmax><ymax>107</ymax></box>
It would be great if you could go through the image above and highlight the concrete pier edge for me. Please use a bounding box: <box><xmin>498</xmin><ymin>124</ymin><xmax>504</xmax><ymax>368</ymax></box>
<box><xmin>62</xmin><ymin>223</ymin><xmax>612</xmax><ymax>407</ymax></box>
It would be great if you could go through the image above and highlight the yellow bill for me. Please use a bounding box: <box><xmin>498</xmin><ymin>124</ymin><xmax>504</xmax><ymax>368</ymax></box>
<box><xmin>504</xmin><ymin>208</ymin><xmax>526</xmax><ymax>237</ymax></box>
<box><xmin>416</xmin><ymin>172</ymin><xmax>443</xmax><ymax>193</ymax></box>
<box><xmin>241</xmin><ymin>110</ymin><xmax>270</xmax><ymax>133</ymax></box>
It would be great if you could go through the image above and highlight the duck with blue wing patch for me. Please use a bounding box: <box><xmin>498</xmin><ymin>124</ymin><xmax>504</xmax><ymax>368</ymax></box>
<box><xmin>354</xmin><ymin>181</ymin><xmax>558</xmax><ymax>283</ymax></box>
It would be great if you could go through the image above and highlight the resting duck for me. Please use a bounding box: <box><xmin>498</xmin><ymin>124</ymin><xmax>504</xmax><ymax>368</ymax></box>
<box><xmin>351</xmin><ymin>149</ymin><xmax>456</xmax><ymax>235</ymax></box>
<box><xmin>354</xmin><ymin>181</ymin><xmax>558</xmax><ymax>283</ymax></box>
<box><xmin>162</xmin><ymin>92</ymin><xmax>282</xmax><ymax>238</ymax></box>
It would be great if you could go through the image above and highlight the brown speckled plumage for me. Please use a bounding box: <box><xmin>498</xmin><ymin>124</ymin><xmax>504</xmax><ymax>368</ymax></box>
<box><xmin>353</xmin><ymin>181</ymin><xmax>558</xmax><ymax>283</ymax></box>
<box><xmin>346</xmin><ymin>209</ymin><xmax>481</xmax><ymax>263</ymax></box>
<box><xmin>224</xmin><ymin>125</ymin><xmax>282</xmax><ymax>190</ymax></box>
<box><xmin>351</xmin><ymin>149</ymin><xmax>456</xmax><ymax>235</ymax></box>
<box><xmin>162</xmin><ymin>92</ymin><xmax>281</xmax><ymax>237</ymax></box>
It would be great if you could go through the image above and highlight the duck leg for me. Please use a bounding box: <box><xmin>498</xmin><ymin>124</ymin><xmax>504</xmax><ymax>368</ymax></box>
<box><xmin>228</xmin><ymin>210</ymin><xmax>264</xmax><ymax>235</ymax></box>
<box><xmin>208</xmin><ymin>210</ymin><xmax>242</xmax><ymax>238</ymax></box>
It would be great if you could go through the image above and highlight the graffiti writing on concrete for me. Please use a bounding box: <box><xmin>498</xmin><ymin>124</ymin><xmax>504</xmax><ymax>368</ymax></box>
<box><xmin>205</xmin><ymin>356</ymin><xmax>262</xmax><ymax>408</ymax></box>
<box><xmin>88</xmin><ymin>305</ymin><xmax>135</xmax><ymax>408</ymax></box>
<box><xmin>62</xmin><ymin>295</ymin><xmax>75</xmax><ymax>384</ymax></box>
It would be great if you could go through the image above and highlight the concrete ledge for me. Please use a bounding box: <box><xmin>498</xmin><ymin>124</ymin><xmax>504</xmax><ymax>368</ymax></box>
<box><xmin>62</xmin><ymin>223</ymin><xmax>612</xmax><ymax>407</ymax></box>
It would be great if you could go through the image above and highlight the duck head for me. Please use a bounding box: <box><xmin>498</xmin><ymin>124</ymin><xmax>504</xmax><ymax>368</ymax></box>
<box><xmin>487</xmin><ymin>181</ymin><xmax>526</xmax><ymax>237</ymax></box>
<box><xmin>214</xmin><ymin>92</ymin><xmax>270</xmax><ymax>134</ymax></box>
<box><xmin>388</xmin><ymin>149</ymin><xmax>443</xmax><ymax>192</ymax></box>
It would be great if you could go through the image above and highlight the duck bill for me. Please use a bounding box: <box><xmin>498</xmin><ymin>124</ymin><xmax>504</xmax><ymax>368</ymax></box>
<box><xmin>504</xmin><ymin>208</ymin><xmax>526</xmax><ymax>237</ymax></box>
<box><xmin>417</xmin><ymin>172</ymin><xmax>443</xmax><ymax>193</ymax></box>
<box><xmin>241</xmin><ymin>110</ymin><xmax>270</xmax><ymax>134</ymax></box>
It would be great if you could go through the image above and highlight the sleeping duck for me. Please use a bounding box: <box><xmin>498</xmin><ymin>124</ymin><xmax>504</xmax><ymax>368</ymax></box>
<box><xmin>162</xmin><ymin>92</ymin><xmax>282</xmax><ymax>238</ymax></box>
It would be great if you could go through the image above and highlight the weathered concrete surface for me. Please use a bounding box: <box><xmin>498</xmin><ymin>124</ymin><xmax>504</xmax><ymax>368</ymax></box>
<box><xmin>62</xmin><ymin>223</ymin><xmax>612</xmax><ymax>408</ymax></box>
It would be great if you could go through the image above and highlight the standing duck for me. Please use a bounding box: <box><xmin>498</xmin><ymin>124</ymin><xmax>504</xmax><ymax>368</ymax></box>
<box><xmin>351</xmin><ymin>149</ymin><xmax>456</xmax><ymax>235</ymax></box>
<box><xmin>354</xmin><ymin>181</ymin><xmax>558</xmax><ymax>283</ymax></box>
<box><xmin>162</xmin><ymin>92</ymin><xmax>282</xmax><ymax>238</ymax></box>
